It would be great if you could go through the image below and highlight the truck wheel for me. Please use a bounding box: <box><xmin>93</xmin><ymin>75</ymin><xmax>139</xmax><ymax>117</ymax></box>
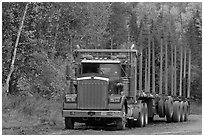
<box><xmin>184</xmin><ymin>101</ymin><xmax>189</xmax><ymax>121</ymax></box>
<box><xmin>136</xmin><ymin>111</ymin><xmax>144</xmax><ymax>127</ymax></box>
<box><xmin>65</xmin><ymin>117</ymin><xmax>75</xmax><ymax>129</ymax></box>
<box><xmin>127</xmin><ymin>119</ymin><xmax>134</xmax><ymax>128</ymax></box>
<box><xmin>116</xmin><ymin>118</ymin><xmax>126</xmax><ymax>130</ymax></box>
<box><xmin>158</xmin><ymin>100</ymin><xmax>165</xmax><ymax>117</ymax></box>
<box><xmin>144</xmin><ymin>103</ymin><xmax>148</xmax><ymax>126</ymax></box>
<box><xmin>172</xmin><ymin>101</ymin><xmax>181</xmax><ymax>122</ymax></box>
<box><xmin>116</xmin><ymin>106</ymin><xmax>126</xmax><ymax>130</ymax></box>
<box><xmin>180</xmin><ymin>101</ymin><xmax>185</xmax><ymax>122</ymax></box>
<box><xmin>148</xmin><ymin>115</ymin><xmax>154</xmax><ymax>122</ymax></box>
<box><xmin>165</xmin><ymin>97</ymin><xmax>173</xmax><ymax>123</ymax></box>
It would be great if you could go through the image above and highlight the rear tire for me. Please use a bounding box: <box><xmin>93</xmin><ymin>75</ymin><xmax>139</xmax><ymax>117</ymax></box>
<box><xmin>165</xmin><ymin>97</ymin><xmax>173</xmax><ymax>123</ymax></box>
<box><xmin>172</xmin><ymin>101</ymin><xmax>181</xmax><ymax>122</ymax></box>
<box><xmin>65</xmin><ymin>117</ymin><xmax>75</xmax><ymax>129</ymax></box>
<box><xmin>158</xmin><ymin>100</ymin><xmax>165</xmax><ymax>117</ymax></box>
<box><xmin>180</xmin><ymin>101</ymin><xmax>185</xmax><ymax>122</ymax></box>
<box><xmin>127</xmin><ymin>119</ymin><xmax>134</xmax><ymax>128</ymax></box>
<box><xmin>148</xmin><ymin>115</ymin><xmax>154</xmax><ymax>122</ymax></box>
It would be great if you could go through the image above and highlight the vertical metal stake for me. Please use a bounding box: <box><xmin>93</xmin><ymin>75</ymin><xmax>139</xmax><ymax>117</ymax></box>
<box><xmin>179</xmin><ymin>46</ymin><xmax>183</xmax><ymax>97</ymax></box>
<box><xmin>165</xmin><ymin>41</ymin><xmax>168</xmax><ymax>95</ymax></box>
<box><xmin>159</xmin><ymin>38</ymin><xmax>163</xmax><ymax>95</ymax></box>
<box><xmin>152</xmin><ymin>40</ymin><xmax>155</xmax><ymax>95</ymax></box>
<box><xmin>187</xmin><ymin>49</ymin><xmax>191</xmax><ymax>98</ymax></box>
<box><xmin>139</xmin><ymin>48</ymin><xmax>143</xmax><ymax>91</ymax></box>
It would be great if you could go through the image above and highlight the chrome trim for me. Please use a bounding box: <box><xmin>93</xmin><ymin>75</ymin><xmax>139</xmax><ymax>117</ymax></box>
<box><xmin>76</xmin><ymin>77</ymin><xmax>92</xmax><ymax>81</ymax></box>
<box><xmin>94</xmin><ymin>76</ymin><xmax>109</xmax><ymax>82</ymax></box>
<box><xmin>76</xmin><ymin>76</ymin><xmax>109</xmax><ymax>82</ymax></box>
<box><xmin>81</xmin><ymin>60</ymin><xmax>120</xmax><ymax>63</ymax></box>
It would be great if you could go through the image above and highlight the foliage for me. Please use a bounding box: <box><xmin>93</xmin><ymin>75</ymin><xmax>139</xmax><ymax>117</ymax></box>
<box><xmin>2</xmin><ymin>2</ymin><xmax>202</xmax><ymax>100</ymax></box>
<box><xmin>2</xmin><ymin>2</ymin><xmax>112</xmax><ymax>99</ymax></box>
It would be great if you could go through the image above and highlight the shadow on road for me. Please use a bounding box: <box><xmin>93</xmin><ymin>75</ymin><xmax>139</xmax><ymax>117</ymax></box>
<box><xmin>71</xmin><ymin>119</ymin><xmax>168</xmax><ymax>131</ymax></box>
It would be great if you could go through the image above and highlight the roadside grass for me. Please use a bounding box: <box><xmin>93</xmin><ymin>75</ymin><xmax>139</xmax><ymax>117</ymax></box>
<box><xmin>2</xmin><ymin>92</ymin><xmax>201</xmax><ymax>134</ymax></box>
<box><xmin>2</xmin><ymin>94</ymin><xmax>64</xmax><ymax>131</ymax></box>
<box><xmin>190</xmin><ymin>99</ymin><xmax>202</xmax><ymax>115</ymax></box>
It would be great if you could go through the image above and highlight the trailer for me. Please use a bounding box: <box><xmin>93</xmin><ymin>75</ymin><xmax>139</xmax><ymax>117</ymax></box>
<box><xmin>62</xmin><ymin>42</ymin><xmax>191</xmax><ymax>130</ymax></box>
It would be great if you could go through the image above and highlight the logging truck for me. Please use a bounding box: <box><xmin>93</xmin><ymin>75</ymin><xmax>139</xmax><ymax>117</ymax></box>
<box><xmin>62</xmin><ymin>43</ymin><xmax>191</xmax><ymax>130</ymax></box>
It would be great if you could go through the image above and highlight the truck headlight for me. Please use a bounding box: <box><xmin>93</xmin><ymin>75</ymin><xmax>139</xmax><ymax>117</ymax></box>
<box><xmin>109</xmin><ymin>96</ymin><xmax>121</xmax><ymax>103</ymax></box>
<box><xmin>65</xmin><ymin>94</ymin><xmax>77</xmax><ymax>103</ymax></box>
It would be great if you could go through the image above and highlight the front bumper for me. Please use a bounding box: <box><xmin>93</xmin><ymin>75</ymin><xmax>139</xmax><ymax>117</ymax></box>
<box><xmin>62</xmin><ymin>110</ymin><xmax>123</xmax><ymax>118</ymax></box>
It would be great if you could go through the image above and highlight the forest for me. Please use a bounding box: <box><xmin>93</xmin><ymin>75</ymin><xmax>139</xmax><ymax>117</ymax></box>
<box><xmin>2</xmin><ymin>2</ymin><xmax>202</xmax><ymax>133</ymax></box>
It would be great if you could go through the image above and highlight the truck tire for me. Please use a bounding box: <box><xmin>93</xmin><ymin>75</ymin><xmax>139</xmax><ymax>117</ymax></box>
<box><xmin>136</xmin><ymin>104</ymin><xmax>144</xmax><ymax>128</ymax></box>
<box><xmin>116</xmin><ymin>118</ymin><xmax>126</xmax><ymax>130</ymax></box>
<box><xmin>180</xmin><ymin>101</ymin><xmax>185</xmax><ymax>122</ymax></box>
<box><xmin>65</xmin><ymin>117</ymin><xmax>75</xmax><ymax>129</ymax></box>
<box><xmin>144</xmin><ymin>103</ymin><xmax>148</xmax><ymax>126</ymax></box>
<box><xmin>116</xmin><ymin>105</ymin><xmax>126</xmax><ymax>130</ymax></box>
<box><xmin>127</xmin><ymin>119</ymin><xmax>134</xmax><ymax>128</ymax></box>
<box><xmin>184</xmin><ymin>101</ymin><xmax>189</xmax><ymax>121</ymax></box>
<box><xmin>165</xmin><ymin>97</ymin><xmax>173</xmax><ymax>123</ymax></box>
<box><xmin>172</xmin><ymin>101</ymin><xmax>181</xmax><ymax>122</ymax></box>
<box><xmin>148</xmin><ymin>115</ymin><xmax>154</xmax><ymax>122</ymax></box>
<box><xmin>158</xmin><ymin>100</ymin><xmax>165</xmax><ymax>117</ymax></box>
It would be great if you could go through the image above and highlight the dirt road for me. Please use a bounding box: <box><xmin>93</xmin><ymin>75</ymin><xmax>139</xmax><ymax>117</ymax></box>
<box><xmin>2</xmin><ymin>100</ymin><xmax>201</xmax><ymax>135</ymax></box>
<box><xmin>2</xmin><ymin>114</ymin><xmax>202</xmax><ymax>135</ymax></box>
<box><xmin>48</xmin><ymin>115</ymin><xmax>202</xmax><ymax>135</ymax></box>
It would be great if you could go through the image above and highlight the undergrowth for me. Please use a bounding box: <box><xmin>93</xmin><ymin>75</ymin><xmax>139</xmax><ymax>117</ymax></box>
<box><xmin>2</xmin><ymin>93</ymin><xmax>63</xmax><ymax>128</ymax></box>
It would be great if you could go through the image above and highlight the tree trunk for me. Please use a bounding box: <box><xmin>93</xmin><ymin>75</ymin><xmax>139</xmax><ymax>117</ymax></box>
<box><xmin>53</xmin><ymin>8</ymin><xmax>61</xmax><ymax>56</ymax></box>
<box><xmin>5</xmin><ymin>3</ymin><xmax>28</xmax><ymax>94</ymax></box>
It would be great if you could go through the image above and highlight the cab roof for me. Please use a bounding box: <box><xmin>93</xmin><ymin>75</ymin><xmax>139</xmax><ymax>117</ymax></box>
<box><xmin>81</xmin><ymin>59</ymin><xmax>121</xmax><ymax>63</ymax></box>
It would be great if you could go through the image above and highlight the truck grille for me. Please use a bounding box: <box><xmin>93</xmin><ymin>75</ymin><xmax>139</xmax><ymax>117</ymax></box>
<box><xmin>77</xmin><ymin>78</ymin><xmax>108</xmax><ymax>109</ymax></box>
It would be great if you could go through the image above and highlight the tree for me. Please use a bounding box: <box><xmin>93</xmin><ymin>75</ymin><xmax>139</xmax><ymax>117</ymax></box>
<box><xmin>4</xmin><ymin>3</ymin><xmax>28</xmax><ymax>94</ymax></box>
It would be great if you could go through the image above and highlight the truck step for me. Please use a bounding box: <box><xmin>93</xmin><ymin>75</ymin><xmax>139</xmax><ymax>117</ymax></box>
<box><xmin>127</xmin><ymin>117</ymin><xmax>137</xmax><ymax>121</ymax></box>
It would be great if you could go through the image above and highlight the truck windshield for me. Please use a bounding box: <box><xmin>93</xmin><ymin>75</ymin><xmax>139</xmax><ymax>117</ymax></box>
<box><xmin>82</xmin><ymin>63</ymin><xmax>121</xmax><ymax>80</ymax></box>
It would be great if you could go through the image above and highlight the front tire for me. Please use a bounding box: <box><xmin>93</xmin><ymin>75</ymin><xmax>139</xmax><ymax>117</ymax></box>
<box><xmin>116</xmin><ymin>118</ymin><xmax>126</xmax><ymax>130</ymax></box>
<box><xmin>144</xmin><ymin>103</ymin><xmax>148</xmax><ymax>126</ymax></box>
<box><xmin>136</xmin><ymin>112</ymin><xmax>144</xmax><ymax>127</ymax></box>
<box><xmin>116</xmin><ymin>105</ymin><xmax>126</xmax><ymax>130</ymax></box>
<box><xmin>65</xmin><ymin>117</ymin><xmax>75</xmax><ymax>129</ymax></box>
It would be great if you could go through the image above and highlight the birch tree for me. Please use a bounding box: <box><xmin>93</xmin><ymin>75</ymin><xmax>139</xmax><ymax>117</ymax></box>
<box><xmin>5</xmin><ymin>3</ymin><xmax>28</xmax><ymax>94</ymax></box>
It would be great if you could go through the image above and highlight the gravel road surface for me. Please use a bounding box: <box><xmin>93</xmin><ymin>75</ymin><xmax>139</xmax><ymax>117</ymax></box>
<box><xmin>49</xmin><ymin>115</ymin><xmax>202</xmax><ymax>135</ymax></box>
